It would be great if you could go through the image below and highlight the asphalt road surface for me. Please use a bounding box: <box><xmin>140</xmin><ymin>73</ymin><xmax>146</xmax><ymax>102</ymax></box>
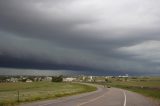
<box><xmin>21</xmin><ymin>85</ymin><xmax>158</xmax><ymax>106</ymax></box>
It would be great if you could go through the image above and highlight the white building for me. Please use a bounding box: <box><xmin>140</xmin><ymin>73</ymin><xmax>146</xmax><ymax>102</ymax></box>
<box><xmin>88</xmin><ymin>76</ymin><xmax>93</xmax><ymax>82</ymax></box>
<box><xmin>82</xmin><ymin>76</ymin><xmax>86</xmax><ymax>81</ymax></box>
<box><xmin>44</xmin><ymin>77</ymin><xmax>52</xmax><ymax>81</ymax></box>
<box><xmin>9</xmin><ymin>78</ymin><xmax>18</xmax><ymax>82</ymax></box>
<box><xmin>63</xmin><ymin>78</ymin><xmax>76</xmax><ymax>82</ymax></box>
<box><xmin>26</xmin><ymin>79</ymin><xmax>33</xmax><ymax>83</ymax></box>
<box><xmin>118</xmin><ymin>74</ymin><xmax>129</xmax><ymax>78</ymax></box>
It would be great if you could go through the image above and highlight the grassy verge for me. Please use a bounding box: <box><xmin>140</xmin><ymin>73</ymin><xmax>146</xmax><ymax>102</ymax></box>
<box><xmin>112</xmin><ymin>84</ymin><xmax>160</xmax><ymax>99</ymax></box>
<box><xmin>92</xmin><ymin>76</ymin><xmax>160</xmax><ymax>100</ymax></box>
<box><xmin>109</xmin><ymin>77</ymin><xmax>160</xmax><ymax>100</ymax></box>
<box><xmin>0</xmin><ymin>82</ymin><xmax>96</xmax><ymax>106</ymax></box>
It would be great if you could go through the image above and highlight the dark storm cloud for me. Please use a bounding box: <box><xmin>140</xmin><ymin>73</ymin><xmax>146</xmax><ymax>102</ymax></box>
<box><xmin>0</xmin><ymin>0</ymin><xmax>160</xmax><ymax>75</ymax></box>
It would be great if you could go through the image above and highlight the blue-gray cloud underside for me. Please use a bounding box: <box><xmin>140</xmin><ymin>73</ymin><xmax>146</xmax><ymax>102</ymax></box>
<box><xmin>0</xmin><ymin>0</ymin><xmax>160</xmax><ymax>75</ymax></box>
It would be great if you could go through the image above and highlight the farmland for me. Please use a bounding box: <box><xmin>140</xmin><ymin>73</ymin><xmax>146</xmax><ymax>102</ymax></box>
<box><xmin>0</xmin><ymin>82</ymin><xmax>96</xmax><ymax>106</ymax></box>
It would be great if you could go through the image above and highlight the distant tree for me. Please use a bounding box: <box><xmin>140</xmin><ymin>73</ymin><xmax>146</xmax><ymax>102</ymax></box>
<box><xmin>27</xmin><ymin>76</ymin><xmax>35</xmax><ymax>81</ymax></box>
<box><xmin>0</xmin><ymin>76</ymin><xmax>8</xmax><ymax>82</ymax></box>
<box><xmin>21</xmin><ymin>78</ymin><xmax>27</xmax><ymax>82</ymax></box>
<box><xmin>105</xmin><ymin>78</ymin><xmax>109</xmax><ymax>83</ymax></box>
<box><xmin>52</xmin><ymin>75</ymin><xmax>63</xmax><ymax>82</ymax></box>
<box><xmin>93</xmin><ymin>78</ymin><xmax>96</xmax><ymax>83</ymax></box>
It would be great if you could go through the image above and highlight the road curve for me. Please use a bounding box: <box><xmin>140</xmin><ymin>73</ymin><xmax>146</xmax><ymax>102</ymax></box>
<box><xmin>20</xmin><ymin>84</ymin><xmax>158</xmax><ymax>106</ymax></box>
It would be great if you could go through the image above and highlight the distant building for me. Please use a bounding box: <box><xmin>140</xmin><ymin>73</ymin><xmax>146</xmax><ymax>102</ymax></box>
<box><xmin>118</xmin><ymin>74</ymin><xmax>129</xmax><ymax>82</ymax></box>
<box><xmin>26</xmin><ymin>79</ymin><xmax>33</xmax><ymax>83</ymax></box>
<box><xmin>82</xmin><ymin>76</ymin><xmax>86</xmax><ymax>81</ymax></box>
<box><xmin>88</xmin><ymin>76</ymin><xmax>93</xmax><ymax>82</ymax></box>
<box><xmin>105</xmin><ymin>76</ymin><xmax>113</xmax><ymax>79</ymax></box>
<box><xmin>43</xmin><ymin>77</ymin><xmax>52</xmax><ymax>81</ymax></box>
<box><xmin>8</xmin><ymin>77</ymin><xmax>18</xmax><ymax>82</ymax></box>
<box><xmin>63</xmin><ymin>77</ymin><xmax>76</xmax><ymax>82</ymax></box>
<box><xmin>118</xmin><ymin>74</ymin><xmax>129</xmax><ymax>79</ymax></box>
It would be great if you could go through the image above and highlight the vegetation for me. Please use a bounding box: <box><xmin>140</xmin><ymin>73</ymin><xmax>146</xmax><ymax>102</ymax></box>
<box><xmin>52</xmin><ymin>76</ymin><xmax>63</xmax><ymax>82</ymax></box>
<box><xmin>0</xmin><ymin>82</ymin><xmax>96</xmax><ymax>106</ymax></box>
<box><xmin>111</xmin><ymin>77</ymin><xmax>160</xmax><ymax>100</ymax></box>
<box><xmin>95</xmin><ymin>76</ymin><xmax>160</xmax><ymax>100</ymax></box>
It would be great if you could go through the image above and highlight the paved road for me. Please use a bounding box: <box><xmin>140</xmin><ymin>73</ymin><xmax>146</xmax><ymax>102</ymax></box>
<box><xmin>21</xmin><ymin>85</ymin><xmax>158</xmax><ymax>106</ymax></box>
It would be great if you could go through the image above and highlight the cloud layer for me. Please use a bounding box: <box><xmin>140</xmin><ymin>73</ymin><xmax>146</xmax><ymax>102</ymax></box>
<box><xmin>0</xmin><ymin>0</ymin><xmax>160</xmax><ymax>75</ymax></box>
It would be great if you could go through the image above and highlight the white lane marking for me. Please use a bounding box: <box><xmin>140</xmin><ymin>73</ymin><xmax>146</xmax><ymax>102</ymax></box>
<box><xmin>123</xmin><ymin>91</ymin><xmax>127</xmax><ymax>106</ymax></box>
<box><xmin>77</xmin><ymin>93</ymin><xmax>106</xmax><ymax>106</ymax></box>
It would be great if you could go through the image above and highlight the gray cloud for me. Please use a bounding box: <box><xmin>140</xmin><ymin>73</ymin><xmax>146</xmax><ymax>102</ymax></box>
<box><xmin>0</xmin><ymin>0</ymin><xmax>160</xmax><ymax>75</ymax></box>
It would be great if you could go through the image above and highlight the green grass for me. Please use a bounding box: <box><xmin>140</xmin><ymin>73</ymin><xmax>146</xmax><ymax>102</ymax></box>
<box><xmin>92</xmin><ymin>77</ymin><xmax>160</xmax><ymax>100</ymax></box>
<box><xmin>109</xmin><ymin>77</ymin><xmax>160</xmax><ymax>100</ymax></box>
<box><xmin>0</xmin><ymin>82</ymin><xmax>96</xmax><ymax>106</ymax></box>
<box><xmin>112</xmin><ymin>84</ymin><xmax>160</xmax><ymax>99</ymax></box>
<box><xmin>130</xmin><ymin>88</ymin><xmax>160</xmax><ymax>99</ymax></box>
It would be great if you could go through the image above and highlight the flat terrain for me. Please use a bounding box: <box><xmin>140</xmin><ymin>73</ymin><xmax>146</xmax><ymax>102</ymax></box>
<box><xmin>109</xmin><ymin>77</ymin><xmax>160</xmax><ymax>100</ymax></box>
<box><xmin>0</xmin><ymin>82</ymin><xmax>96</xmax><ymax>106</ymax></box>
<box><xmin>20</xmin><ymin>85</ymin><xmax>158</xmax><ymax>106</ymax></box>
<box><xmin>94</xmin><ymin>76</ymin><xmax>160</xmax><ymax>100</ymax></box>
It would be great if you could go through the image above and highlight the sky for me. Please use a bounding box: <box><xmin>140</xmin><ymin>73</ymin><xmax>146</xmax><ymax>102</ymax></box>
<box><xmin>0</xmin><ymin>0</ymin><xmax>160</xmax><ymax>76</ymax></box>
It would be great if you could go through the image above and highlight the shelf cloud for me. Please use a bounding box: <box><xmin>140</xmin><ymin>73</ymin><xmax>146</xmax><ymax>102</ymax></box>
<box><xmin>0</xmin><ymin>0</ymin><xmax>160</xmax><ymax>75</ymax></box>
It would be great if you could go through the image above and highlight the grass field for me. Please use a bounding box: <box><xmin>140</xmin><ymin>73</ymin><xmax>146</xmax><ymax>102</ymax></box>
<box><xmin>92</xmin><ymin>76</ymin><xmax>160</xmax><ymax>100</ymax></box>
<box><xmin>111</xmin><ymin>77</ymin><xmax>160</xmax><ymax>98</ymax></box>
<box><xmin>108</xmin><ymin>77</ymin><xmax>160</xmax><ymax>100</ymax></box>
<box><xmin>0</xmin><ymin>82</ymin><xmax>96</xmax><ymax>106</ymax></box>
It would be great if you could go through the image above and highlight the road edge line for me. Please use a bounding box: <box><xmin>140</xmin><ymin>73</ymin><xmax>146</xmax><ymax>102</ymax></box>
<box><xmin>123</xmin><ymin>91</ymin><xmax>127</xmax><ymax>106</ymax></box>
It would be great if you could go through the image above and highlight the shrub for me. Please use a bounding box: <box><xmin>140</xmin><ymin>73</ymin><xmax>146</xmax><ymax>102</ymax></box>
<box><xmin>52</xmin><ymin>75</ymin><xmax>63</xmax><ymax>82</ymax></box>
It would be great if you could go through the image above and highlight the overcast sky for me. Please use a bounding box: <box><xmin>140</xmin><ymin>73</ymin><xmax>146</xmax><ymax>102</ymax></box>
<box><xmin>0</xmin><ymin>0</ymin><xmax>160</xmax><ymax>75</ymax></box>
